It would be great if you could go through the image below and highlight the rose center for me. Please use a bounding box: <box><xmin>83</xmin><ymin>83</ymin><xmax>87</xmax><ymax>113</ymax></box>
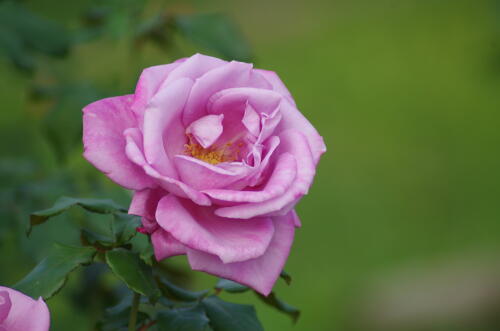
<box><xmin>184</xmin><ymin>137</ymin><xmax>244</xmax><ymax>165</ymax></box>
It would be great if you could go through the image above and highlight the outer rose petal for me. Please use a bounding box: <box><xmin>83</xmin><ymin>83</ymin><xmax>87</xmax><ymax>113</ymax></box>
<box><xmin>215</xmin><ymin>130</ymin><xmax>315</xmax><ymax>219</ymax></box>
<box><xmin>129</xmin><ymin>188</ymin><xmax>166</xmax><ymax>220</ymax></box>
<box><xmin>277</xmin><ymin>99</ymin><xmax>326</xmax><ymax>165</ymax></box>
<box><xmin>161</xmin><ymin>53</ymin><xmax>226</xmax><ymax>87</ymax></box>
<box><xmin>187</xmin><ymin>211</ymin><xmax>295</xmax><ymax>296</ymax></box>
<box><xmin>0</xmin><ymin>291</ymin><xmax>11</xmax><ymax>323</ymax></box>
<box><xmin>151</xmin><ymin>229</ymin><xmax>187</xmax><ymax>260</ymax></box>
<box><xmin>155</xmin><ymin>195</ymin><xmax>275</xmax><ymax>264</ymax></box>
<box><xmin>83</xmin><ymin>95</ymin><xmax>154</xmax><ymax>190</ymax></box>
<box><xmin>255</xmin><ymin>69</ymin><xmax>296</xmax><ymax>106</ymax></box>
<box><xmin>0</xmin><ymin>287</ymin><xmax>50</xmax><ymax>331</ymax></box>
<box><xmin>131</xmin><ymin>60</ymin><xmax>184</xmax><ymax>123</ymax></box>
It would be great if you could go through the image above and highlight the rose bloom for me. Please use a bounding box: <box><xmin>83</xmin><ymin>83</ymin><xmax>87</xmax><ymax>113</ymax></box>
<box><xmin>0</xmin><ymin>286</ymin><xmax>50</xmax><ymax>331</ymax></box>
<box><xmin>83</xmin><ymin>54</ymin><xmax>326</xmax><ymax>295</ymax></box>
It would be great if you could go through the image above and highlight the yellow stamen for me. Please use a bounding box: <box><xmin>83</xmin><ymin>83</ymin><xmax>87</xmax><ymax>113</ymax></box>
<box><xmin>185</xmin><ymin>142</ymin><xmax>227</xmax><ymax>165</ymax></box>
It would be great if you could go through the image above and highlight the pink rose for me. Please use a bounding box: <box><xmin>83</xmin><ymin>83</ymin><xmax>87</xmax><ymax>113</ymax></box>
<box><xmin>0</xmin><ymin>287</ymin><xmax>50</xmax><ymax>331</ymax></box>
<box><xmin>83</xmin><ymin>54</ymin><xmax>326</xmax><ymax>295</ymax></box>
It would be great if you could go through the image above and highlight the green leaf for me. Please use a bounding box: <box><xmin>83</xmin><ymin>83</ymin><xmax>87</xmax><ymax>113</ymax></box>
<box><xmin>175</xmin><ymin>13</ymin><xmax>252</xmax><ymax>62</ymax></box>
<box><xmin>201</xmin><ymin>296</ymin><xmax>263</xmax><ymax>331</ymax></box>
<box><xmin>14</xmin><ymin>244</ymin><xmax>96</xmax><ymax>300</ymax></box>
<box><xmin>29</xmin><ymin>196</ymin><xmax>126</xmax><ymax>235</ymax></box>
<box><xmin>280</xmin><ymin>270</ymin><xmax>292</xmax><ymax>285</ymax></box>
<box><xmin>158</xmin><ymin>277</ymin><xmax>209</xmax><ymax>302</ymax></box>
<box><xmin>96</xmin><ymin>293</ymin><xmax>150</xmax><ymax>331</ymax></box>
<box><xmin>105</xmin><ymin>248</ymin><xmax>160</xmax><ymax>302</ymax></box>
<box><xmin>156</xmin><ymin>305</ymin><xmax>212</xmax><ymax>331</ymax></box>
<box><xmin>255</xmin><ymin>292</ymin><xmax>300</xmax><ymax>323</ymax></box>
<box><xmin>0</xmin><ymin>1</ymin><xmax>70</xmax><ymax>71</ymax></box>
<box><xmin>80</xmin><ymin>229</ymin><xmax>115</xmax><ymax>248</ymax></box>
<box><xmin>111</xmin><ymin>213</ymin><xmax>141</xmax><ymax>244</ymax></box>
<box><xmin>215</xmin><ymin>279</ymin><xmax>249</xmax><ymax>293</ymax></box>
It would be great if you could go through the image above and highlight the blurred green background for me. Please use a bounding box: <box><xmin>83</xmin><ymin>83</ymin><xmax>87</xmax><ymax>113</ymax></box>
<box><xmin>2</xmin><ymin>0</ymin><xmax>500</xmax><ymax>330</ymax></box>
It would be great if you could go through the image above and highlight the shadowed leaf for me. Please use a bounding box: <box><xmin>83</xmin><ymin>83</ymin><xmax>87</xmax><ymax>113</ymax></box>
<box><xmin>175</xmin><ymin>13</ymin><xmax>252</xmax><ymax>62</ymax></box>
<box><xmin>29</xmin><ymin>196</ymin><xmax>126</xmax><ymax>235</ymax></box>
<box><xmin>215</xmin><ymin>279</ymin><xmax>249</xmax><ymax>293</ymax></box>
<box><xmin>105</xmin><ymin>248</ymin><xmax>160</xmax><ymax>302</ymax></box>
<box><xmin>201</xmin><ymin>295</ymin><xmax>263</xmax><ymax>331</ymax></box>
<box><xmin>14</xmin><ymin>244</ymin><xmax>96</xmax><ymax>300</ymax></box>
<box><xmin>156</xmin><ymin>305</ymin><xmax>212</xmax><ymax>331</ymax></box>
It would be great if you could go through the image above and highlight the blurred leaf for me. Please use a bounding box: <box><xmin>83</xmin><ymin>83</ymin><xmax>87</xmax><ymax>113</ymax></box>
<box><xmin>14</xmin><ymin>243</ymin><xmax>96</xmax><ymax>300</ymax></box>
<box><xmin>174</xmin><ymin>13</ymin><xmax>252</xmax><ymax>62</ymax></box>
<box><xmin>201</xmin><ymin>295</ymin><xmax>263</xmax><ymax>331</ymax></box>
<box><xmin>255</xmin><ymin>292</ymin><xmax>300</xmax><ymax>323</ymax></box>
<box><xmin>158</xmin><ymin>276</ymin><xmax>209</xmax><ymax>302</ymax></box>
<box><xmin>96</xmin><ymin>292</ymin><xmax>149</xmax><ymax>331</ymax></box>
<box><xmin>29</xmin><ymin>196</ymin><xmax>126</xmax><ymax>234</ymax></box>
<box><xmin>40</xmin><ymin>83</ymin><xmax>102</xmax><ymax>163</ymax></box>
<box><xmin>215</xmin><ymin>279</ymin><xmax>249</xmax><ymax>293</ymax></box>
<box><xmin>134</xmin><ymin>13</ymin><xmax>173</xmax><ymax>50</ymax></box>
<box><xmin>105</xmin><ymin>248</ymin><xmax>160</xmax><ymax>302</ymax></box>
<box><xmin>156</xmin><ymin>305</ymin><xmax>212</xmax><ymax>331</ymax></box>
<box><xmin>0</xmin><ymin>26</ymin><xmax>35</xmax><ymax>71</ymax></box>
<box><xmin>280</xmin><ymin>270</ymin><xmax>292</xmax><ymax>285</ymax></box>
<box><xmin>0</xmin><ymin>1</ymin><xmax>70</xmax><ymax>71</ymax></box>
<box><xmin>79</xmin><ymin>0</ymin><xmax>147</xmax><ymax>42</ymax></box>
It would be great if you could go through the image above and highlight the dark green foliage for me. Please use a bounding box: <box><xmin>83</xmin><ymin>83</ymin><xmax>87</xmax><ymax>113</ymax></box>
<box><xmin>105</xmin><ymin>248</ymin><xmax>161</xmax><ymax>302</ymax></box>
<box><xmin>202</xmin><ymin>296</ymin><xmax>264</xmax><ymax>331</ymax></box>
<box><xmin>156</xmin><ymin>305</ymin><xmax>212</xmax><ymax>331</ymax></box>
<box><xmin>0</xmin><ymin>1</ymin><xmax>70</xmax><ymax>71</ymax></box>
<box><xmin>14</xmin><ymin>244</ymin><xmax>96</xmax><ymax>299</ymax></box>
<box><xmin>175</xmin><ymin>13</ymin><xmax>253</xmax><ymax>62</ymax></box>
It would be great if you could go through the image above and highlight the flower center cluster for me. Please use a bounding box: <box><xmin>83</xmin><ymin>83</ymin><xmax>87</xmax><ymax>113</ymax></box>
<box><xmin>184</xmin><ymin>138</ymin><xmax>244</xmax><ymax>165</ymax></box>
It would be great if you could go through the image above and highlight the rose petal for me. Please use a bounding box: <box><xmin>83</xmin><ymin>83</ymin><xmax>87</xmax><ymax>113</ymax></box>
<box><xmin>0</xmin><ymin>287</ymin><xmax>50</xmax><ymax>331</ymax></box>
<box><xmin>183</xmin><ymin>61</ymin><xmax>272</xmax><ymax>125</ymax></box>
<box><xmin>131</xmin><ymin>60</ymin><xmax>184</xmax><ymax>124</ymax></box>
<box><xmin>129</xmin><ymin>188</ymin><xmax>166</xmax><ymax>221</ymax></box>
<box><xmin>83</xmin><ymin>95</ymin><xmax>154</xmax><ymax>190</ymax></box>
<box><xmin>143</xmin><ymin>77</ymin><xmax>193</xmax><ymax>178</ymax></box>
<box><xmin>241</xmin><ymin>103</ymin><xmax>260</xmax><ymax>137</ymax></box>
<box><xmin>202</xmin><ymin>152</ymin><xmax>297</xmax><ymax>203</ymax></box>
<box><xmin>0</xmin><ymin>291</ymin><xmax>11</xmax><ymax>323</ymax></box>
<box><xmin>291</xmin><ymin>209</ymin><xmax>302</xmax><ymax>228</ymax></box>
<box><xmin>186</xmin><ymin>114</ymin><xmax>225</xmax><ymax>148</ymax></box>
<box><xmin>155</xmin><ymin>195</ymin><xmax>275</xmax><ymax>263</ymax></box>
<box><xmin>255</xmin><ymin>69</ymin><xmax>296</xmax><ymax>106</ymax></box>
<box><xmin>174</xmin><ymin>155</ymin><xmax>250</xmax><ymax>191</ymax></box>
<box><xmin>247</xmin><ymin>135</ymin><xmax>281</xmax><ymax>187</ymax></box>
<box><xmin>151</xmin><ymin>229</ymin><xmax>187</xmax><ymax>260</ymax></box>
<box><xmin>208</xmin><ymin>87</ymin><xmax>282</xmax><ymax>117</ymax></box>
<box><xmin>161</xmin><ymin>53</ymin><xmax>226</xmax><ymax>87</ymax></box>
<box><xmin>187</xmin><ymin>211</ymin><xmax>295</xmax><ymax>296</ymax></box>
<box><xmin>143</xmin><ymin>165</ymin><xmax>212</xmax><ymax>206</ymax></box>
<box><xmin>277</xmin><ymin>99</ymin><xmax>326</xmax><ymax>165</ymax></box>
<box><xmin>215</xmin><ymin>130</ymin><xmax>315</xmax><ymax>219</ymax></box>
<box><xmin>124</xmin><ymin>129</ymin><xmax>211</xmax><ymax>206</ymax></box>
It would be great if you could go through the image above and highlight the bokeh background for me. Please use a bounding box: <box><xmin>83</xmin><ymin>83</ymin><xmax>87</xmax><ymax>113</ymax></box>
<box><xmin>2</xmin><ymin>0</ymin><xmax>500</xmax><ymax>330</ymax></box>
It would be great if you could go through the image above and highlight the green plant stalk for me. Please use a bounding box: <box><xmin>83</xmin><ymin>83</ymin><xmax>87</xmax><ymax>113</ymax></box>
<box><xmin>128</xmin><ymin>292</ymin><xmax>141</xmax><ymax>331</ymax></box>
